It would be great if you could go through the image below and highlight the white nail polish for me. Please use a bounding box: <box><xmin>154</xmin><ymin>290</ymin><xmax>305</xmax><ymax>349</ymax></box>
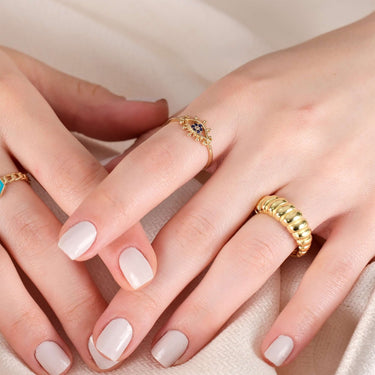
<box><xmin>88</xmin><ymin>335</ymin><xmax>119</xmax><ymax>370</ymax></box>
<box><xmin>264</xmin><ymin>335</ymin><xmax>294</xmax><ymax>366</ymax></box>
<box><xmin>35</xmin><ymin>341</ymin><xmax>71</xmax><ymax>375</ymax></box>
<box><xmin>151</xmin><ymin>330</ymin><xmax>189</xmax><ymax>367</ymax></box>
<box><xmin>96</xmin><ymin>318</ymin><xmax>133</xmax><ymax>361</ymax></box>
<box><xmin>58</xmin><ymin>221</ymin><xmax>97</xmax><ymax>260</ymax></box>
<box><xmin>119</xmin><ymin>247</ymin><xmax>154</xmax><ymax>289</ymax></box>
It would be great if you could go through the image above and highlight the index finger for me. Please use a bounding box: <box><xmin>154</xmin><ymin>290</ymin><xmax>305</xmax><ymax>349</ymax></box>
<box><xmin>58</xmin><ymin>102</ymin><xmax>236</xmax><ymax>260</ymax></box>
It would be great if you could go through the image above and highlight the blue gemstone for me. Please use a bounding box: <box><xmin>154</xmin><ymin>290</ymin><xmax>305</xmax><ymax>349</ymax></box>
<box><xmin>0</xmin><ymin>180</ymin><xmax>4</xmax><ymax>195</ymax></box>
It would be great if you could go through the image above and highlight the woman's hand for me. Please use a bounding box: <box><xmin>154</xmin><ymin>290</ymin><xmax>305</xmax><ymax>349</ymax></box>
<box><xmin>59</xmin><ymin>11</ymin><xmax>375</xmax><ymax>368</ymax></box>
<box><xmin>0</xmin><ymin>46</ymin><xmax>168</xmax><ymax>374</ymax></box>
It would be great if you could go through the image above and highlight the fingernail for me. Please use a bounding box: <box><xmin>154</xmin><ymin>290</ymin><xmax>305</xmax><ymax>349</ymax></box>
<box><xmin>58</xmin><ymin>221</ymin><xmax>97</xmax><ymax>260</ymax></box>
<box><xmin>119</xmin><ymin>247</ymin><xmax>154</xmax><ymax>289</ymax></box>
<box><xmin>88</xmin><ymin>335</ymin><xmax>119</xmax><ymax>370</ymax></box>
<box><xmin>96</xmin><ymin>318</ymin><xmax>133</xmax><ymax>361</ymax></box>
<box><xmin>35</xmin><ymin>341</ymin><xmax>71</xmax><ymax>375</ymax></box>
<box><xmin>156</xmin><ymin>98</ymin><xmax>167</xmax><ymax>104</ymax></box>
<box><xmin>151</xmin><ymin>330</ymin><xmax>189</xmax><ymax>367</ymax></box>
<box><xmin>264</xmin><ymin>335</ymin><xmax>294</xmax><ymax>366</ymax></box>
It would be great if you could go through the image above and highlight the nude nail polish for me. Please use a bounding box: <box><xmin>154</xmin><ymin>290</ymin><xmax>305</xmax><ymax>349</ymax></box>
<box><xmin>151</xmin><ymin>330</ymin><xmax>189</xmax><ymax>367</ymax></box>
<box><xmin>58</xmin><ymin>221</ymin><xmax>97</xmax><ymax>260</ymax></box>
<box><xmin>35</xmin><ymin>341</ymin><xmax>70</xmax><ymax>375</ymax></box>
<box><xmin>88</xmin><ymin>335</ymin><xmax>119</xmax><ymax>370</ymax></box>
<box><xmin>119</xmin><ymin>247</ymin><xmax>154</xmax><ymax>289</ymax></box>
<box><xmin>96</xmin><ymin>318</ymin><xmax>133</xmax><ymax>361</ymax></box>
<box><xmin>264</xmin><ymin>335</ymin><xmax>294</xmax><ymax>366</ymax></box>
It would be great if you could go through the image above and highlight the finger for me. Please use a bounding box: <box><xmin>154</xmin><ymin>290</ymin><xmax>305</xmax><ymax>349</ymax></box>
<box><xmin>90</xmin><ymin>149</ymin><xmax>350</xmax><ymax>364</ymax></box>
<box><xmin>261</xmin><ymin>209</ymin><xmax>373</xmax><ymax>367</ymax></box>
<box><xmin>87</xmin><ymin>148</ymin><xmax>331</xmax><ymax>362</ymax></box>
<box><xmin>0</xmin><ymin>246</ymin><xmax>72</xmax><ymax>375</ymax></box>
<box><xmin>58</xmin><ymin>100</ymin><xmax>239</xmax><ymax>260</ymax></box>
<box><xmin>0</xmin><ymin>66</ymin><xmax>155</xmax><ymax>292</ymax></box>
<box><xmin>0</xmin><ymin>151</ymin><xmax>116</xmax><ymax>371</ymax></box>
<box><xmin>86</xmin><ymin>154</ymin><xmax>281</xmax><ymax>362</ymax></box>
<box><xmin>149</xmin><ymin>213</ymin><xmax>299</xmax><ymax>367</ymax></box>
<box><xmin>0</xmin><ymin>46</ymin><xmax>169</xmax><ymax>140</ymax></box>
<box><xmin>148</xmin><ymin>174</ymin><xmax>348</xmax><ymax>367</ymax></box>
<box><xmin>98</xmin><ymin>222</ymin><xmax>156</xmax><ymax>290</ymax></box>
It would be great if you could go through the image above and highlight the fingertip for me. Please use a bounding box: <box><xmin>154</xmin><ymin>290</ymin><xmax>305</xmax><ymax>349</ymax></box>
<box><xmin>262</xmin><ymin>334</ymin><xmax>295</xmax><ymax>367</ymax></box>
<box><xmin>118</xmin><ymin>246</ymin><xmax>155</xmax><ymax>290</ymax></box>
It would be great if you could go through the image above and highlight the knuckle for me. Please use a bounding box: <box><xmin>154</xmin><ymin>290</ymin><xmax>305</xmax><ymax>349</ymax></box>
<box><xmin>135</xmin><ymin>138</ymin><xmax>177</xmax><ymax>179</ymax></box>
<box><xmin>324</xmin><ymin>256</ymin><xmax>358</xmax><ymax>295</ymax></box>
<box><xmin>295</xmin><ymin>304</ymin><xmax>323</xmax><ymax>338</ymax></box>
<box><xmin>234</xmin><ymin>236</ymin><xmax>278</xmax><ymax>275</ymax></box>
<box><xmin>182</xmin><ymin>298</ymin><xmax>218</xmax><ymax>329</ymax></box>
<box><xmin>10</xmin><ymin>309</ymin><xmax>45</xmax><ymax>335</ymax></box>
<box><xmin>52</xmin><ymin>154</ymin><xmax>105</xmax><ymax>204</ymax></box>
<box><xmin>11</xmin><ymin>204</ymin><xmax>54</xmax><ymax>257</ymax></box>
<box><xmin>172</xmin><ymin>210</ymin><xmax>217</xmax><ymax>258</ymax></box>
<box><xmin>76</xmin><ymin>79</ymin><xmax>107</xmax><ymax>98</ymax></box>
<box><xmin>62</xmin><ymin>292</ymin><xmax>99</xmax><ymax>326</ymax></box>
<box><xmin>95</xmin><ymin>186</ymin><xmax>130</xmax><ymax>224</ymax></box>
<box><xmin>133</xmin><ymin>290</ymin><xmax>160</xmax><ymax>320</ymax></box>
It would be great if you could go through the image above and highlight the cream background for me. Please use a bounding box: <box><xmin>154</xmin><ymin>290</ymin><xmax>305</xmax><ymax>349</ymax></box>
<box><xmin>0</xmin><ymin>1</ymin><xmax>375</xmax><ymax>374</ymax></box>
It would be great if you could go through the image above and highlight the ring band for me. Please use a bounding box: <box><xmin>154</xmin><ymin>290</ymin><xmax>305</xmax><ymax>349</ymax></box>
<box><xmin>0</xmin><ymin>172</ymin><xmax>30</xmax><ymax>197</ymax></box>
<box><xmin>166</xmin><ymin>115</ymin><xmax>213</xmax><ymax>169</ymax></box>
<box><xmin>254</xmin><ymin>195</ymin><xmax>312</xmax><ymax>257</ymax></box>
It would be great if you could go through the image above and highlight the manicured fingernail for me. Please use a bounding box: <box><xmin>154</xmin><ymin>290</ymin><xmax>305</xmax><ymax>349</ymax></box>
<box><xmin>88</xmin><ymin>335</ymin><xmax>119</xmax><ymax>370</ymax></box>
<box><xmin>264</xmin><ymin>335</ymin><xmax>294</xmax><ymax>366</ymax></box>
<box><xmin>151</xmin><ymin>330</ymin><xmax>189</xmax><ymax>367</ymax></box>
<box><xmin>119</xmin><ymin>247</ymin><xmax>154</xmax><ymax>289</ymax></box>
<box><xmin>96</xmin><ymin>318</ymin><xmax>133</xmax><ymax>361</ymax></box>
<box><xmin>35</xmin><ymin>341</ymin><xmax>71</xmax><ymax>375</ymax></box>
<box><xmin>58</xmin><ymin>221</ymin><xmax>97</xmax><ymax>260</ymax></box>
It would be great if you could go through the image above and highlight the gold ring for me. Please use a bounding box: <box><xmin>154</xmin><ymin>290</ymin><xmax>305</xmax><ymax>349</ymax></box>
<box><xmin>254</xmin><ymin>195</ymin><xmax>312</xmax><ymax>257</ymax></box>
<box><xmin>166</xmin><ymin>114</ymin><xmax>213</xmax><ymax>169</ymax></box>
<box><xmin>0</xmin><ymin>172</ymin><xmax>30</xmax><ymax>197</ymax></box>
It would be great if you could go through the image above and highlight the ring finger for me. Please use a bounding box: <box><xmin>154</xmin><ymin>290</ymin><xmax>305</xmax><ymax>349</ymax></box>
<box><xmin>87</xmin><ymin>154</ymin><xmax>337</xmax><ymax>363</ymax></box>
<box><xmin>149</xmin><ymin>178</ymin><xmax>357</xmax><ymax>367</ymax></box>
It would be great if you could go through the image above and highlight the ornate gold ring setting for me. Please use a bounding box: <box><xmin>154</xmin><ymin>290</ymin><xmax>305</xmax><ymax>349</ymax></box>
<box><xmin>0</xmin><ymin>172</ymin><xmax>30</xmax><ymax>197</ymax></box>
<box><xmin>166</xmin><ymin>115</ymin><xmax>213</xmax><ymax>169</ymax></box>
<box><xmin>254</xmin><ymin>195</ymin><xmax>313</xmax><ymax>258</ymax></box>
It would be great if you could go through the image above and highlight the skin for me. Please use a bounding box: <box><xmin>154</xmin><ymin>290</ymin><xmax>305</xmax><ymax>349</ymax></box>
<box><xmin>0</xmin><ymin>46</ymin><xmax>168</xmax><ymax>374</ymax></box>
<box><xmin>59</xmin><ymin>10</ymin><xmax>375</xmax><ymax>369</ymax></box>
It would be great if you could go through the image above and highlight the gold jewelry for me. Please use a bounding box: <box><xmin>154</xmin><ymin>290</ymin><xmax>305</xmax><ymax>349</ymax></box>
<box><xmin>166</xmin><ymin>115</ymin><xmax>213</xmax><ymax>169</ymax></box>
<box><xmin>0</xmin><ymin>172</ymin><xmax>30</xmax><ymax>197</ymax></box>
<box><xmin>254</xmin><ymin>195</ymin><xmax>312</xmax><ymax>257</ymax></box>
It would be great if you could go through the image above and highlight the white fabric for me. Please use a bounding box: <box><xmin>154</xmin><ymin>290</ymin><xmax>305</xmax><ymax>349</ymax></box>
<box><xmin>0</xmin><ymin>1</ymin><xmax>375</xmax><ymax>374</ymax></box>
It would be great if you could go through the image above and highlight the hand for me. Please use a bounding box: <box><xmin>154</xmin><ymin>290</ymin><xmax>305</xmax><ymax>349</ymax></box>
<box><xmin>59</xmin><ymin>11</ymin><xmax>375</xmax><ymax>368</ymax></box>
<box><xmin>0</xmin><ymin>46</ymin><xmax>168</xmax><ymax>374</ymax></box>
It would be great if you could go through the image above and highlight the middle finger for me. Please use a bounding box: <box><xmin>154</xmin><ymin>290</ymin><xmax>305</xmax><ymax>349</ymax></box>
<box><xmin>89</xmin><ymin>151</ymin><xmax>348</xmax><ymax>363</ymax></box>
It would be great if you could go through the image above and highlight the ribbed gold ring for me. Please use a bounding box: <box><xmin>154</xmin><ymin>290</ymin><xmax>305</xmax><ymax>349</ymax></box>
<box><xmin>165</xmin><ymin>114</ymin><xmax>213</xmax><ymax>169</ymax></box>
<box><xmin>254</xmin><ymin>195</ymin><xmax>312</xmax><ymax>257</ymax></box>
<box><xmin>0</xmin><ymin>172</ymin><xmax>30</xmax><ymax>197</ymax></box>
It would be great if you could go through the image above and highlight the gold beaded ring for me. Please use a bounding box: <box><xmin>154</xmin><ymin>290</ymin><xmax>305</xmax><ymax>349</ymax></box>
<box><xmin>165</xmin><ymin>115</ymin><xmax>213</xmax><ymax>169</ymax></box>
<box><xmin>0</xmin><ymin>172</ymin><xmax>30</xmax><ymax>197</ymax></box>
<box><xmin>254</xmin><ymin>195</ymin><xmax>313</xmax><ymax>257</ymax></box>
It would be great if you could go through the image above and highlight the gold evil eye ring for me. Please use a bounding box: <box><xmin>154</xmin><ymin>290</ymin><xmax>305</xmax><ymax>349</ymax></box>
<box><xmin>254</xmin><ymin>195</ymin><xmax>313</xmax><ymax>258</ymax></box>
<box><xmin>165</xmin><ymin>115</ymin><xmax>213</xmax><ymax>169</ymax></box>
<box><xmin>0</xmin><ymin>172</ymin><xmax>30</xmax><ymax>197</ymax></box>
